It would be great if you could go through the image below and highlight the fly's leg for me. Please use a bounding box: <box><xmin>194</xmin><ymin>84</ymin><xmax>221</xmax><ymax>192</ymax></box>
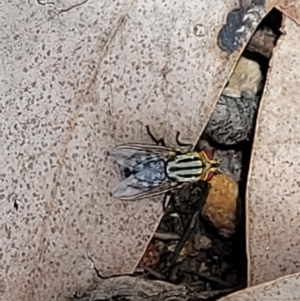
<box><xmin>146</xmin><ymin>125</ymin><xmax>193</xmax><ymax>150</ymax></box>
<box><xmin>86</xmin><ymin>249</ymin><xmax>143</xmax><ymax>280</ymax></box>
<box><xmin>162</xmin><ymin>191</ymin><xmax>172</xmax><ymax>212</ymax></box>
<box><xmin>167</xmin><ymin>208</ymin><xmax>199</xmax><ymax>270</ymax></box>
<box><xmin>146</xmin><ymin>125</ymin><xmax>166</xmax><ymax>146</ymax></box>
<box><xmin>175</xmin><ymin>131</ymin><xmax>193</xmax><ymax>150</ymax></box>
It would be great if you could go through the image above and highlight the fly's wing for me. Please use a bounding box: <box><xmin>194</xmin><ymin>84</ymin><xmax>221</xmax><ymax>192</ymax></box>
<box><xmin>110</xmin><ymin>143</ymin><xmax>185</xmax><ymax>168</ymax></box>
<box><xmin>111</xmin><ymin>172</ymin><xmax>182</xmax><ymax>201</ymax></box>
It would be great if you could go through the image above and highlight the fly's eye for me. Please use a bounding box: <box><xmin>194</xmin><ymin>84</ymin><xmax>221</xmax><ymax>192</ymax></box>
<box><xmin>203</xmin><ymin>149</ymin><xmax>214</xmax><ymax>160</ymax></box>
<box><xmin>204</xmin><ymin>171</ymin><xmax>215</xmax><ymax>182</ymax></box>
<box><xmin>123</xmin><ymin>168</ymin><xmax>132</xmax><ymax>178</ymax></box>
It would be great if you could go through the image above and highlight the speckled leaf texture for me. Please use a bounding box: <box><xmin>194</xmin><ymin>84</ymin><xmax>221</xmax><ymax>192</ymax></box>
<box><xmin>0</xmin><ymin>0</ymin><xmax>274</xmax><ymax>300</ymax></box>
<box><xmin>217</xmin><ymin>272</ymin><xmax>300</xmax><ymax>301</ymax></box>
<box><xmin>276</xmin><ymin>0</ymin><xmax>300</xmax><ymax>24</ymax></box>
<box><xmin>246</xmin><ymin>17</ymin><xmax>300</xmax><ymax>286</ymax></box>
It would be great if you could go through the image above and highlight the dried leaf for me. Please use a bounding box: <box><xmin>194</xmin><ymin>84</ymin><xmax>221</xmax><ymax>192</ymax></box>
<box><xmin>276</xmin><ymin>0</ymin><xmax>300</xmax><ymax>25</ymax></box>
<box><xmin>0</xmin><ymin>0</ymin><xmax>278</xmax><ymax>300</ymax></box>
<box><xmin>202</xmin><ymin>175</ymin><xmax>238</xmax><ymax>237</ymax></box>
<box><xmin>217</xmin><ymin>273</ymin><xmax>300</xmax><ymax>301</ymax></box>
<box><xmin>72</xmin><ymin>275</ymin><xmax>189</xmax><ymax>301</ymax></box>
<box><xmin>247</xmin><ymin>17</ymin><xmax>300</xmax><ymax>286</ymax></box>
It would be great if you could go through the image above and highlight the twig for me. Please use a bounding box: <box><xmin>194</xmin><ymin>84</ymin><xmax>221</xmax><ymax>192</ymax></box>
<box><xmin>154</xmin><ymin>231</ymin><xmax>181</xmax><ymax>241</ymax></box>
<box><xmin>168</xmin><ymin>209</ymin><xmax>199</xmax><ymax>268</ymax></box>
<box><xmin>181</xmin><ymin>269</ymin><xmax>233</xmax><ymax>288</ymax></box>
<box><xmin>189</xmin><ymin>287</ymin><xmax>240</xmax><ymax>300</ymax></box>
<box><xmin>144</xmin><ymin>267</ymin><xmax>167</xmax><ymax>281</ymax></box>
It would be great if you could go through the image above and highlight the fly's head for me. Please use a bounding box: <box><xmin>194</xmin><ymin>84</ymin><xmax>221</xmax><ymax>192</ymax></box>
<box><xmin>199</xmin><ymin>149</ymin><xmax>219</xmax><ymax>182</ymax></box>
<box><xmin>122</xmin><ymin>167</ymin><xmax>132</xmax><ymax>178</ymax></box>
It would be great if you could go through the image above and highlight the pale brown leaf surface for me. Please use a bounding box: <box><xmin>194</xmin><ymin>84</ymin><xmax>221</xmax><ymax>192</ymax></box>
<box><xmin>217</xmin><ymin>272</ymin><xmax>300</xmax><ymax>301</ymax></box>
<box><xmin>0</xmin><ymin>0</ymin><xmax>275</xmax><ymax>300</ymax></box>
<box><xmin>276</xmin><ymin>0</ymin><xmax>300</xmax><ymax>25</ymax></box>
<box><xmin>246</xmin><ymin>17</ymin><xmax>300</xmax><ymax>286</ymax></box>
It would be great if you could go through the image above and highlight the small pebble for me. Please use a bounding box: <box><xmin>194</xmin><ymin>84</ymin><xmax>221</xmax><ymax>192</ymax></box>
<box><xmin>194</xmin><ymin>232</ymin><xmax>212</xmax><ymax>250</ymax></box>
<box><xmin>204</xmin><ymin>56</ymin><xmax>263</xmax><ymax>146</ymax></box>
<box><xmin>204</xmin><ymin>94</ymin><xmax>258</xmax><ymax>145</ymax></box>
<box><xmin>199</xmin><ymin>262</ymin><xmax>208</xmax><ymax>272</ymax></box>
<box><xmin>223</xmin><ymin>56</ymin><xmax>263</xmax><ymax>99</ymax></box>
<box><xmin>202</xmin><ymin>174</ymin><xmax>238</xmax><ymax>237</ymax></box>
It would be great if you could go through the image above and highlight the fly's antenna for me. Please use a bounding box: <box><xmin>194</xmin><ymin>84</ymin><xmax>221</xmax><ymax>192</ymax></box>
<box><xmin>145</xmin><ymin>125</ymin><xmax>166</xmax><ymax>146</ymax></box>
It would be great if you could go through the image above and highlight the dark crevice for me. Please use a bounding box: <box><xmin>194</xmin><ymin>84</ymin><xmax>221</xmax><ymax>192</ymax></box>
<box><xmin>235</xmin><ymin>9</ymin><xmax>282</xmax><ymax>294</ymax></box>
<box><xmin>201</xmin><ymin>7</ymin><xmax>283</xmax><ymax>299</ymax></box>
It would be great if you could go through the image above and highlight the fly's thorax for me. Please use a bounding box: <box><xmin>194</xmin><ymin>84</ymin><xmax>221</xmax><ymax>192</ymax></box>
<box><xmin>123</xmin><ymin>155</ymin><xmax>168</xmax><ymax>188</ymax></box>
<box><xmin>134</xmin><ymin>159</ymin><xmax>167</xmax><ymax>186</ymax></box>
<box><xmin>165</xmin><ymin>152</ymin><xmax>205</xmax><ymax>182</ymax></box>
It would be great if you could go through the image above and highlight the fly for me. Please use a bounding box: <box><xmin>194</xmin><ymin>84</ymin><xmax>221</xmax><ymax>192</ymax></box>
<box><xmin>109</xmin><ymin>126</ymin><xmax>218</xmax><ymax>203</ymax></box>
